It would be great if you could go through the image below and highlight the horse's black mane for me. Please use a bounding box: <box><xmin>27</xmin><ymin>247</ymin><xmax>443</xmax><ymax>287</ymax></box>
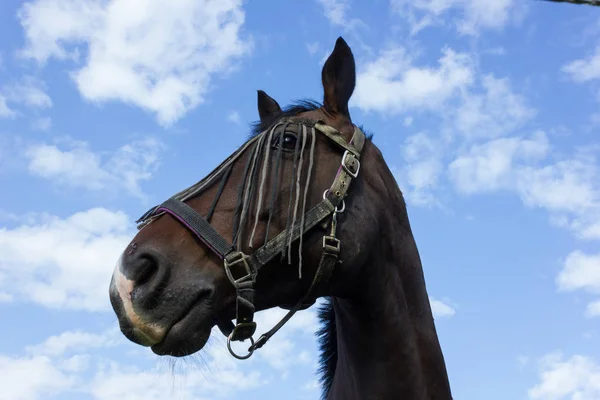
<box><xmin>249</xmin><ymin>98</ymin><xmax>373</xmax><ymax>140</ymax></box>
<box><xmin>249</xmin><ymin>99</ymin><xmax>323</xmax><ymax>138</ymax></box>
<box><xmin>316</xmin><ymin>297</ymin><xmax>337</xmax><ymax>400</ymax></box>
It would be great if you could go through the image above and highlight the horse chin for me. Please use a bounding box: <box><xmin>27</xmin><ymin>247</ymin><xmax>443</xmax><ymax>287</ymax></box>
<box><xmin>150</xmin><ymin>301</ymin><xmax>215</xmax><ymax>357</ymax></box>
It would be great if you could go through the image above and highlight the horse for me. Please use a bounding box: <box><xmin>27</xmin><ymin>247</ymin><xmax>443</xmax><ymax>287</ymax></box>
<box><xmin>108</xmin><ymin>37</ymin><xmax>453</xmax><ymax>400</ymax></box>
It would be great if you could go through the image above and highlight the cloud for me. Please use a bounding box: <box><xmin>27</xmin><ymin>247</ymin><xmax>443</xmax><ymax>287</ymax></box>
<box><xmin>17</xmin><ymin>0</ymin><xmax>252</xmax><ymax>126</ymax></box>
<box><xmin>528</xmin><ymin>352</ymin><xmax>600</xmax><ymax>400</ymax></box>
<box><xmin>352</xmin><ymin>47</ymin><xmax>475</xmax><ymax>115</ymax></box>
<box><xmin>0</xmin><ymin>207</ymin><xmax>133</xmax><ymax>311</ymax></box>
<box><xmin>0</xmin><ymin>324</ymin><xmax>268</xmax><ymax>400</ymax></box>
<box><xmin>25</xmin><ymin>328</ymin><xmax>121</xmax><ymax>357</ymax></box>
<box><xmin>0</xmin><ymin>76</ymin><xmax>52</xmax><ymax>118</ymax></box>
<box><xmin>557</xmin><ymin>251</ymin><xmax>600</xmax><ymax>292</ymax></box>
<box><xmin>31</xmin><ymin>116</ymin><xmax>52</xmax><ymax>131</ymax></box>
<box><xmin>90</xmin><ymin>363</ymin><xmax>209</xmax><ymax>400</ymax></box>
<box><xmin>228</xmin><ymin>110</ymin><xmax>241</xmax><ymax>124</ymax></box>
<box><xmin>452</xmin><ymin>74</ymin><xmax>535</xmax><ymax>139</ymax></box>
<box><xmin>391</xmin><ymin>0</ymin><xmax>520</xmax><ymax>36</ymax></box>
<box><xmin>449</xmin><ymin>131</ymin><xmax>549</xmax><ymax>195</ymax></box>
<box><xmin>306</xmin><ymin>42</ymin><xmax>319</xmax><ymax>56</ymax></box>
<box><xmin>586</xmin><ymin>300</ymin><xmax>600</xmax><ymax>318</ymax></box>
<box><xmin>0</xmin><ymin>94</ymin><xmax>16</xmax><ymax>118</ymax></box>
<box><xmin>516</xmin><ymin>153</ymin><xmax>600</xmax><ymax>241</ymax></box>
<box><xmin>316</xmin><ymin>0</ymin><xmax>364</xmax><ymax>31</ymax></box>
<box><xmin>251</xmin><ymin>307</ymin><xmax>319</xmax><ymax>371</ymax></box>
<box><xmin>429</xmin><ymin>297</ymin><xmax>456</xmax><ymax>318</ymax></box>
<box><xmin>448</xmin><ymin>134</ymin><xmax>600</xmax><ymax>241</ymax></box>
<box><xmin>562</xmin><ymin>45</ymin><xmax>600</xmax><ymax>84</ymax></box>
<box><xmin>0</xmin><ymin>355</ymin><xmax>76</xmax><ymax>400</ymax></box>
<box><xmin>393</xmin><ymin>132</ymin><xmax>445</xmax><ymax>207</ymax></box>
<box><xmin>25</xmin><ymin>137</ymin><xmax>164</xmax><ymax>200</ymax></box>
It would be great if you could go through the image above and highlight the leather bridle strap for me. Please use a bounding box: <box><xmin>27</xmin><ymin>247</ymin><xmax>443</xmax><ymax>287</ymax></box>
<box><xmin>135</xmin><ymin>121</ymin><xmax>365</xmax><ymax>359</ymax></box>
<box><xmin>243</xmin><ymin>123</ymin><xmax>365</xmax><ymax>353</ymax></box>
<box><xmin>157</xmin><ymin>199</ymin><xmax>234</xmax><ymax>259</ymax></box>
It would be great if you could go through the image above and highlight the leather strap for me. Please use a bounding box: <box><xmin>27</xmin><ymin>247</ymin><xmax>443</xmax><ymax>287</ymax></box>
<box><xmin>134</xmin><ymin>120</ymin><xmax>367</xmax><ymax>355</ymax></box>
<box><xmin>157</xmin><ymin>198</ymin><xmax>234</xmax><ymax>258</ymax></box>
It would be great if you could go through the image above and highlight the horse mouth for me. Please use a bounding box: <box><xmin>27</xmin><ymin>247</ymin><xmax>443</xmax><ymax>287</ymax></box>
<box><xmin>150</xmin><ymin>297</ymin><xmax>215</xmax><ymax>357</ymax></box>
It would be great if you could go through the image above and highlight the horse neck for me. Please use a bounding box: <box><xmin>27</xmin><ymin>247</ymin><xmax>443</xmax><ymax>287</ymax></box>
<box><xmin>327</xmin><ymin>168</ymin><xmax>453</xmax><ymax>400</ymax></box>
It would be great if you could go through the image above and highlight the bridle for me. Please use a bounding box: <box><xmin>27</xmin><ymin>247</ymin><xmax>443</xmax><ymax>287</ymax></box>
<box><xmin>135</xmin><ymin>118</ymin><xmax>365</xmax><ymax>360</ymax></box>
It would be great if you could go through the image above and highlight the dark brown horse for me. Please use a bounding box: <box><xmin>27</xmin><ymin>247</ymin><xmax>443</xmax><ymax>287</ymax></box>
<box><xmin>109</xmin><ymin>37</ymin><xmax>453</xmax><ymax>400</ymax></box>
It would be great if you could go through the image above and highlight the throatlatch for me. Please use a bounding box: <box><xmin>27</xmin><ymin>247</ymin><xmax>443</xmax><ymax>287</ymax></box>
<box><xmin>135</xmin><ymin>119</ymin><xmax>365</xmax><ymax>360</ymax></box>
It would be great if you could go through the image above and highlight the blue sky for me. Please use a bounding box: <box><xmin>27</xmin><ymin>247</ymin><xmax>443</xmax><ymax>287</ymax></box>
<box><xmin>1</xmin><ymin>0</ymin><xmax>600</xmax><ymax>399</ymax></box>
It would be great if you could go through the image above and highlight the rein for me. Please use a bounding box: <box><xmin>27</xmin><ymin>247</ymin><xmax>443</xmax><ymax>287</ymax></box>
<box><xmin>135</xmin><ymin>119</ymin><xmax>365</xmax><ymax>360</ymax></box>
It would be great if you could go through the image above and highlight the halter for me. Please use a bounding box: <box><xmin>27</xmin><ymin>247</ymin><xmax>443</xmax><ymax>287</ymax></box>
<box><xmin>135</xmin><ymin>118</ymin><xmax>365</xmax><ymax>359</ymax></box>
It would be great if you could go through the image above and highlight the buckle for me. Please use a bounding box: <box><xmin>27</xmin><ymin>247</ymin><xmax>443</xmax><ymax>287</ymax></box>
<box><xmin>227</xmin><ymin>324</ymin><xmax>256</xmax><ymax>360</ymax></box>
<box><xmin>229</xmin><ymin>321</ymin><xmax>257</xmax><ymax>342</ymax></box>
<box><xmin>322</xmin><ymin>235</ymin><xmax>341</xmax><ymax>253</ymax></box>
<box><xmin>224</xmin><ymin>252</ymin><xmax>255</xmax><ymax>288</ymax></box>
<box><xmin>341</xmin><ymin>150</ymin><xmax>360</xmax><ymax>178</ymax></box>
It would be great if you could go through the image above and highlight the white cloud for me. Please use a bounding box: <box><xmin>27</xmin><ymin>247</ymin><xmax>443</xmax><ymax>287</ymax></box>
<box><xmin>25</xmin><ymin>328</ymin><xmax>121</xmax><ymax>357</ymax></box>
<box><xmin>453</xmin><ymin>74</ymin><xmax>535</xmax><ymax>139</ymax></box>
<box><xmin>90</xmin><ymin>363</ymin><xmax>209</xmax><ymax>400</ymax></box>
<box><xmin>251</xmin><ymin>307</ymin><xmax>318</xmax><ymax>371</ymax></box>
<box><xmin>393</xmin><ymin>132</ymin><xmax>445</xmax><ymax>207</ymax></box>
<box><xmin>556</xmin><ymin>250</ymin><xmax>600</xmax><ymax>318</ymax></box>
<box><xmin>516</xmin><ymin>154</ymin><xmax>600</xmax><ymax>240</ymax></box>
<box><xmin>429</xmin><ymin>297</ymin><xmax>456</xmax><ymax>318</ymax></box>
<box><xmin>316</xmin><ymin>0</ymin><xmax>363</xmax><ymax>31</ymax></box>
<box><xmin>518</xmin><ymin>355</ymin><xmax>530</xmax><ymax>367</ymax></box>
<box><xmin>0</xmin><ymin>355</ymin><xmax>76</xmax><ymax>400</ymax></box>
<box><xmin>0</xmin><ymin>207</ymin><xmax>132</xmax><ymax>311</ymax></box>
<box><xmin>586</xmin><ymin>300</ymin><xmax>600</xmax><ymax>318</ymax></box>
<box><xmin>5</xmin><ymin>76</ymin><xmax>52</xmax><ymax>109</ymax></box>
<box><xmin>557</xmin><ymin>251</ymin><xmax>600</xmax><ymax>295</ymax></box>
<box><xmin>528</xmin><ymin>352</ymin><xmax>600</xmax><ymax>400</ymax></box>
<box><xmin>352</xmin><ymin>47</ymin><xmax>475</xmax><ymax>114</ymax></box>
<box><xmin>391</xmin><ymin>0</ymin><xmax>520</xmax><ymax>36</ymax></box>
<box><xmin>449</xmin><ymin>131</ymin><xmax>549</xmax><ymax>195</ymax></box>
<box><xmin>31</xmin><ymin>116</ymin><xmax>52</xmax><ymax>131</ymax></box>
<box><xmin>518</xmin><ymin>158</ymin><xmax>598</xmax><ymax>213</ymax></box>
<box><xmin>0</xmin><ymin>76</ymin><xmax>52</xmax><ymax>118</ymax></box>
<box><xmin>228</xmin><ymin>110</ymin><xmax>241</xmax><ymax>124</ymax></box>
<box><xmin>0</xmin><ymin>324</ymin><xmax>269</xmax><ymax>400</ymax></box>
<box><xmin>0</xmin><ymin>94</ymin><xmax>16</xmax><ymax>118</ymax></box>
<box><xmin>562</xmin><ymin>45</ymin><xmax>600</xmax><ymax>83</ymax></box>
<box><xmin>0</xmin><ymin>291</ymin><xmax>13</xmax><ymax>303</ymax></box>
<box><xmin>448</xmin><ymin>133</ymin><xmax>600</xmax><ymax>241</ymax></box>
<box><xmin>306</xmin><ymin>42</ymin><xmax>319</xmax><ymax>56</ymax></box>
<box><xmin>17</xmin><ymin>0</ymin><xmax>252</xmax><ymax>126</ymax></box>
<box><xmin>25</xmin><ymin>137</ymin><xmax>164</xmax><ymax>200</ymax></box>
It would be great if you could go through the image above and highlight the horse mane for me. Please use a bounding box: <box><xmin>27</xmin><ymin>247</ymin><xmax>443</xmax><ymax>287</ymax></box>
<box><xmin>249</xmin><ymin>99</ymin><xmax>323</xmax><ymax>138</ymax></box>
<box><xmin>249</xmin><ymin>99</ymin><xmax>373</xmax><ymax>140</ymax></box>
<box><xmin>316</xmin><ymin>297</ymin><xmax>337</xmax><ymax>400</ymax></box>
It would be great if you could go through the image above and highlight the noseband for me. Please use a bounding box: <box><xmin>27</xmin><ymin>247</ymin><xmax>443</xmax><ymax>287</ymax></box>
<box><xmin>136</xmin><ymin>119</ymin><xmax>365</xmax><ymax>359</ymax></box>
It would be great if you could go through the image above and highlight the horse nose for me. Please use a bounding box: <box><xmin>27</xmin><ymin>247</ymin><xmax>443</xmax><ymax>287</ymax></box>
<box><xmin>126</xmin><ymin>254</ymin><xmax>158</xmax><ymax>284</ymax></box>
<box><xmin>120</xmin><ymin>250</ymin><xmax>170</xmax><ymax>309</ymax></box>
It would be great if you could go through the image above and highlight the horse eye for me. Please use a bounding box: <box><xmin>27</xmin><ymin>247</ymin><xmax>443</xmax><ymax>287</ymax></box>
<box><xmin>272</xmin><ymin>132</ymin><xmax>298</xmax><ymax>151</ymax></box>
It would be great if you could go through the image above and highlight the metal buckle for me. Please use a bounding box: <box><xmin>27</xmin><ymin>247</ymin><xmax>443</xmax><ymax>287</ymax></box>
<box><xmin>322</xmin><ymin>235</ymin><xmax>341</xmax><ymax>253</ymax></box>
<box><xmin>224</xmin><ymin>252</ymin><xmax>255</xmax><ymax>288</ymax></box>
<box><xmin>341</xmin><ymin>150</ymin><xmax>360</xmax><ymax>178</ymax></box>
<box><xmin>227</xmin><ymin>329</ymin><xmax>256</xmax><ymax>360</ymax></box>
<box><xmin>322</xmin><ymin>190</ymin><xmax>346</xmax><ymax>213</ymax></box>
<box><xmin>229</xmin><ymin>321</ymin><xmax>257</xmax><ymax>342</ymax></box>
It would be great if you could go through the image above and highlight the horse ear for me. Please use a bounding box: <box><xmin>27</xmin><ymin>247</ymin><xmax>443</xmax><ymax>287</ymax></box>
<box><xmin>257</xmin><ymin>90</ymin><xmax>281</xmax><ymax>122</ymax></box>
<box><xmin>321</xmin><ymin>37</ymin><xmax>356</xmax><ymax>119</ymax></box>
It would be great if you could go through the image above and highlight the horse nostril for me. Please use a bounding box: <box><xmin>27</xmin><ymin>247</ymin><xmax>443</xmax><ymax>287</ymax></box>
<box><xmin>126</xmin><ymin>254</ymin><xmax>158</xmax><ymax>285</ymax></box>
<box><xmin>123</xmin><ymin>252</ymin><xmax>170</xmax><ymax>309</ymax></box>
